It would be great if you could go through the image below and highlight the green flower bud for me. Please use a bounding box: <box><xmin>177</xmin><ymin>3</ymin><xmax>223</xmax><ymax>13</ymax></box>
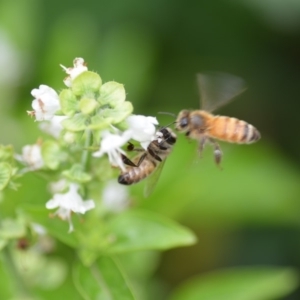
<box><xmin>62</xmin><ymin>164</ymin><xmax>92</xmax><ymax>183</ymax></box>
<box><xmin>96</xmin><ymin>101</ymin><xmax>133</xmax><ymax>125</ymax></box>
<box><xmin>98</xmin><ymin>82</ymin><xmax>126</xmax><ymax>107</ymax></box>
<box><xmin>89</xmin><ymin>115</ymin><xmax>112</xmax><ymax>130</ymax></box>
<box><xmin>41</xmin><ymin>140</ymin><xmax>63</xmax><ymax>170</ymax></box>
<box><xmin>61</xmin><ymin>114</ymin><xmax>88</xmax><ymax>132</ymax></box>
<box><xmin>59</xmin><ymin>89</ymin><xmax>78</xmax><ymax>116</ymax></box>
<box><xmin>63</xmin><ymin>131</ymin><xmax>77</xmax><ymax>144</ymax></box>
<box><xmin>72</xmin><ymin>71</ymin><xmax>102</xmax><ymax>96</ymax></box>
<box><xmin>79</xmin><ymin>98</ymin><xmax>98</xmax><ymax>115</ymax></box>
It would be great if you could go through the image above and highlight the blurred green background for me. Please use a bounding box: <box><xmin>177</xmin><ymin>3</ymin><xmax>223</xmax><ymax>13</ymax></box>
<box><xmin>1</xmin><ymin>0</ymin><xmax>300</xmax><ymax>299</ymax></box>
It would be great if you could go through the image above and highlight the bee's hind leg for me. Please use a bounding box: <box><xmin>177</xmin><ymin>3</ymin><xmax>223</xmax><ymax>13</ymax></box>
<box><xmin>198</xmin><ymin>136</ymin><xmax>207</xmax><ymax>158</ymax></box>
<box><xmin>121</xmin><ymin>152</ymin><xmax>147</xmax><ymax>167</ymax></box>
<box><xmin>208</xmin><ymin>138</ymin><xmax>223</xmax><ymax>169</ymax></box>
<box><xmin>121</xmin><ymin>154</ymin><xmax>138</xmax><ymax>167</ymax></box>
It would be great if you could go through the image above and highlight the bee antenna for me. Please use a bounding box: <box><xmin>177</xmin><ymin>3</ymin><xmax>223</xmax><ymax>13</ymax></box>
<box><xmin>159</xmin><ymin>120</ymin><xmax>176</xmax><ymax>129</ymax></box>
<box><xmin>158</xmin><ymin>111</ymin><xmax>177</xmax><ymax>118</ymax></box>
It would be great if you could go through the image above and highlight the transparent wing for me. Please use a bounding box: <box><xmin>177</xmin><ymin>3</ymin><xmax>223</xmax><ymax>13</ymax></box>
<box><xmin>144</xmin><ymin>159</ymin><xmax>167</xmax><ymax>197</ymax></box>
<box><xmin>197</xmin><ymin>72</ymin><xmax>247</xmax><ymax>112</ymax></box>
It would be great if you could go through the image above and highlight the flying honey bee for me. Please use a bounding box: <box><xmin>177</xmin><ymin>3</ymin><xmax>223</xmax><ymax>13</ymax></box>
<box><xmin>175</xmin><ymin>72</ymin><xmax>260</xmax><ymax>166</ymax></box>
<box><xmin>118</xmin><ymin>127</ymin><xmax>177</xmax><ymax>196</ymax></box>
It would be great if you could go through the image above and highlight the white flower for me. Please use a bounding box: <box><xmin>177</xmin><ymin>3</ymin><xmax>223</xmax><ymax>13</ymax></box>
<box><xmin>46</xmin><ymin>183</ymin><xmax>95</xmax><ymax>232</ymax></box>
<box><xmin>29</xmin><ymin>85</ymin><xmax>60</xmax><ymax>121</ymax></box>
<box><xmin>93</xmin><ymin>130</ymin><xmax>132</xmax><ymax>171</ymax></box>
<box><xmin>15</xmin><ymin>143</ymin><xmax>44</xmax><ymax>171</ymax></box>
<box><xmin>60</xmin><ymin>57</ymin><xmax>88</xmax><ymax>87</ymax></box>
<box><xmin>126</xmin><ymin>115</ymin><xmax>158</xmax><ymax>149</ymax></box>
<box><xmin>39</xmin><ymin>115</ymin><xmax>67</xmax><ymax>138</ymax></box>
<box><xmin>102</xmin><ymin>180</ymin><xmax>129</xmax><ymax>213</ymax></box>
<box><xmin>48</xmin><ymin>179</ymin><xmax>67</xmax><ymax>194</ymax></box>
<box><xmin>31</xmin><ymin>223</ymin><xmax>47</xmax><ymax>236</ymax></box>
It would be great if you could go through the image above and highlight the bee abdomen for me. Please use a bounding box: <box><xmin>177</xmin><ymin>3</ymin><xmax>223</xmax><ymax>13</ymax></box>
<box><xmin>211</xmin><ymin>116</ymin><xmax>260</xmax><ymax>144</ymax></box>
<box><xmin>118</xmin><ymin>162</ymin><xmax>156</xmax><ymax>185</ymax></box>
<box><xmin>241</xmin><ymin>122</ymin><xmax>261</xmax><ymax>143</ymax></box>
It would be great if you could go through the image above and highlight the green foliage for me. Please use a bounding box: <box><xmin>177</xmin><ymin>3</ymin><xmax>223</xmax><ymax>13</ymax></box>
<box><xmin>0</xmin><ymin>162</ymin><xmax>12</xmax><ymax>190</ymax></box>
<box><xmin>41</xmin><ymin>140</ymin><xmax>62</xmax><ymax>170</ymax></box>
<box><xmin>0</xmin><ymin>145</ymin><xmax>18</xmax><ymax>191</ymax></box>
<box><xmin>73</xmin><ymin>257</ymin><xmax>135</xmax><ymax>300</ymax></box>
<box><xmin>0</xmin><ymin>218</ymin><xmax>26</xmax><ymax>240</ymax></box>
<box><xmin>0</xmin><ymin>2</ymin><xmax>300</xmax><ymax>298</ymax></box>
<box><xmin>62</xmin><ymin>164</ymin><xmax>92</xmax><ymax>183</ymax></box>
<box><xmin>105</xmin><ymin>209</ymin><xmax>197</xmax><ymax>254</ymax></box>
<box><xmin>169</xmin><ymin>267</ymin><xmax>299</xmax><ymax>300</ymax></box>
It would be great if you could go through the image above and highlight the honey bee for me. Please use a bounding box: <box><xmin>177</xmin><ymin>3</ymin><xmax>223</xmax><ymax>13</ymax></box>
<box><xmin>118</xmin><ymin>127</ymin><xmax>177</xmax><ymax>196</ymax></box>
<box><xmin>175</xmin><ymin>72</ymin><xmax>260</xmax><ymax>166</ymax></box>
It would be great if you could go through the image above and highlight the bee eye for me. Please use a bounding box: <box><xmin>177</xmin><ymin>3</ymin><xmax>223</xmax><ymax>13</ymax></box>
<box><xmin>180</xmin><ymin>117</ymin><xmax>189</xmax><ymax>128</ymax></box>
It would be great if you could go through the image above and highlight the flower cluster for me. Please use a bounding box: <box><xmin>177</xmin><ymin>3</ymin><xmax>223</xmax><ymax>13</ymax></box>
<box><xmin>46</xmin><ymin>183</ymin><xmax>95</xmax><ymax>232</ymax></box>
<box><xmin>24</xmin><ymin>58</ymin><xmax>161</xmax><ymax>231</ymax></box>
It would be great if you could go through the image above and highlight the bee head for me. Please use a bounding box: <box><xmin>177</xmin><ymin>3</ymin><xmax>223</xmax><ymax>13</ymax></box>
<box><xmin>175</xmin><ymin>110</ymin><xmax>190</xmax><ymax>132</ymax></box>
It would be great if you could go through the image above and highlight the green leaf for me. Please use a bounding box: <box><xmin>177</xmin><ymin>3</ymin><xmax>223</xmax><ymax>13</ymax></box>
<box><xmin>62</xmin><ymin>164</ymin><xmax>91</xmax><ymax>183</ymax></box>
<box><xmin>0</xmin><ymin>145</ymin><xmax>14</xmax><ymax>162</ymax></box>
<box><xmin>105</xmin><ymin>209</ymin><xmax>197</xmax><ymax>254</ymax></box>
<box><xmin>0</xmin><ymin>162</ymin><xmax>12</xmax><ymax>190</ymax></box>
<box><xmin>41</xmin><ymin>140</ymin><xmax>61</xmax><ymax>170</ymax></box>
<box><xmin>16</xmin><ymin>251</ymin><xmax>67</xmax><ymax>290</ymax></box>
<box><xmin>62</xmin><ymin>114</ymin><xmax>88</xmax><ymax>132</ymax></box>
<box><xmin>73</xmin><ymin>256</ymin><xmax>135</xmax><ymax>300</ymax></box>
<box><xmin>59</xmin><ymin>89</ymin><xmax>79</xmax><ymax>116</ymax></box>
<box><xmin>21</xmin><ymin>205</ymin><xmax>78</xmax><ymax>248</ymax></box>
<box><xmin>117</xmin><ymin>251</ymin><xmax>160</xmax><ymax>279</ymax></box>
<box><xmin>0</xmin><ymin>256</ymin><xmax>14</xmax><ymax>299</ymax></box>
<box><xmin>169</xmin><ymin>267</ymin><xmax>299</xmax><ymax>300</ymax></box>
<box><xmin>0</xmin><ymin>238</ymin><xmax>8</xmax><ymax>250</ymax></box>
<box><xmin>79</xmin><ymin>98</ymin><xmax>98</xmax><ymax>115</ymax></box>
<box><xmin>0</xmin><ymin>218</ymin><xmax>26</xmax><ymax>239</ymax></box>
<box><xmin>98</xmin><ymin>81</ymin><xmax>126</xmax><ymax>107</ymax></box>
<box><xmin>72</xmin><ymin>71</ymin><xmax>102</xmax><ymax>96</ymax></box>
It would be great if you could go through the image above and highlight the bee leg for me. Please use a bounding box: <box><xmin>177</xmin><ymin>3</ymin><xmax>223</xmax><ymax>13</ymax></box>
<box><xmin>127</xmin><ymin>142</ymin><xmax>135</xmax><ymax>151</ymax></box>
<box><xmin>135</xmin><ymin>152</ymin><xmax>148</xmax><ymax>166</ymax></box>
<box><xmin>148</xmin><ymin>148</ymin><xmax>163</xmax><ymax>162</ymax></box>
<box><xmin>209</xmin><ymin>138</ymin><xmax>223</xmax><ymax>169</ymax></box>
<box><xmin>198</xmin><ymin>137</ymin><xmax>207</xmax><ymax>158</ymax></box>
<box><xmin>120</xmin><ymin>154</ymin><xmax>138</xmax><ymax>167</ymax></box>
<box><xmin>126</xmin><ymin>142</ymin><xmax>144</xmax><ymax>152</ymax></box>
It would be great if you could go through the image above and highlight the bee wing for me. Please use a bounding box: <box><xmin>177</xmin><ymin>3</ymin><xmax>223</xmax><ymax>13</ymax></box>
<box><xmin>143</xmin><ymin>159</ymin><xmax>167</xmax><ymax>198</ymax></box>
<box><xmin>197</xmin><ymin>72</ymin><xmax>247</xmax><ymax>112</ymax></box>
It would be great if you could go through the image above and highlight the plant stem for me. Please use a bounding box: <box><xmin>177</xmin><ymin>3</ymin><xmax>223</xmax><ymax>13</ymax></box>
<box><xmin>2</xmin><ymin>246</ymin><xmax>30</xmax><ymax>297</ymax></box>
<box><xmin>81</xmin><ymin>129</ymin><xmax>92</xmax><ymax>171</ymax></box>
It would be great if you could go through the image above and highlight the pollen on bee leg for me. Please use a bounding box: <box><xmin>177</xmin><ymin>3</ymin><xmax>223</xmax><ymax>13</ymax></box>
<box><xmin>214</xmin><ymin>149</ymin><xmax>223</xmax><ymax>169</ymax></box>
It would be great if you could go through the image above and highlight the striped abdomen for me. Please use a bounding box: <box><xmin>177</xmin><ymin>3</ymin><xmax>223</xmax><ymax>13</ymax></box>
<box><xmin>118</xmin><ymin>158</ymin><xmax>157</xmax><ymax>185</ymax></box>
<box><xmin>209</xmin><ymin>116</ymin><xmax>260</xmax><ymax>144</ymax></box>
